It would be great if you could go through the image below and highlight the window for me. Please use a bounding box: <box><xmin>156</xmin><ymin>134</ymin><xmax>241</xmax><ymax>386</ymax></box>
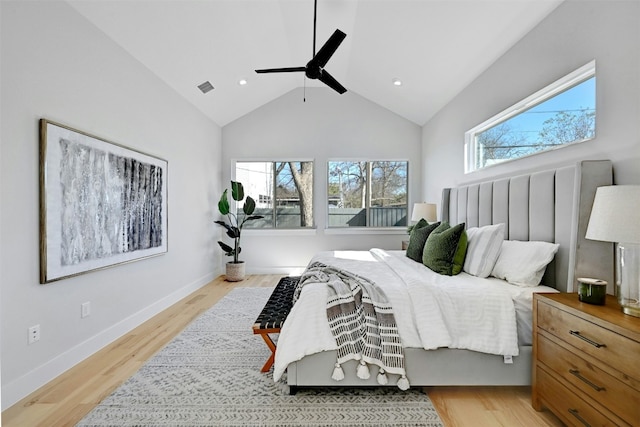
<box><xmin>328</xmin><ymin>161</ymin><xmax>408</xmax><ymax>228</ymax></box>
<box><xmin>465</xmin><ymin>61</ymin><xmax>596</xmax><ymax>173</ymax></box>
<box><xmin>235</xmin><ymin>161</ymin><xmax>313</xmax><ymax>229</ymax></box>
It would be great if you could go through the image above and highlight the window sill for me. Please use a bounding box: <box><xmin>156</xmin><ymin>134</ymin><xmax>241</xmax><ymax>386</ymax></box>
<box><xmin>242</xmin><ymin>227</ymin><xmax>409</xmax><ymax>236</ymax></box>
<box><xmin>243</xmin><ymin>228</ymin><xmax>317</xmax><ymax>237</ymax></box>
<box><xmin>324</xmin><ymin>227</ymin><xmax>408</xmax><ymax>235</ymax></box>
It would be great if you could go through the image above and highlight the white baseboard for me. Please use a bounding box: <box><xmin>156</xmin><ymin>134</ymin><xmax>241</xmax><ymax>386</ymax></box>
<box><xmin>1</xmin><ymin>271</ymin><xmax>217</xmax><ymax>410</ymax></box>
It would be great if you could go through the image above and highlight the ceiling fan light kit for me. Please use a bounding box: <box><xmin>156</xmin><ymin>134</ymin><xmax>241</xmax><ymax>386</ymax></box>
<box><xmin>255</xmin><ymin>0</ymin><xmax>347</xmax><ymax>95</ymax></box>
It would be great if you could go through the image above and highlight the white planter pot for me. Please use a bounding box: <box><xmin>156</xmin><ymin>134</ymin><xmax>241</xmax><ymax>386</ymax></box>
<box><xmin>225</xmin><ymin>261</ymin><xmax>245</xmax><ymax>282</ymax></box>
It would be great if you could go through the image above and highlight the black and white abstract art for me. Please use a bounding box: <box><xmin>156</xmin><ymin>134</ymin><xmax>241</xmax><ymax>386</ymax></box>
<box><xmin>40</xmin><ymin>119</ymin><xmax>168</xmax><ymax>283</ymax></box>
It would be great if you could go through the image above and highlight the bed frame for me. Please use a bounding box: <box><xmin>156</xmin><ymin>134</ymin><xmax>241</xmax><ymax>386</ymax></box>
<box><xmin>286</xmin><ymin>160</ymin><xmax>614</xmax><ymax>389</ymax></box>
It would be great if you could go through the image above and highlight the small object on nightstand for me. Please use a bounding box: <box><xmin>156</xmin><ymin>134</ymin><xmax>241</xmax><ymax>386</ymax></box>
<box><xmin>402</xmin><ymin>240</ymin><xmax>409</xmax><ymax>250</ymax></box>
<box><xmin>577</xmin><ymin>277</ymin><xmax>607</xmax><ymax>305</ymax></box>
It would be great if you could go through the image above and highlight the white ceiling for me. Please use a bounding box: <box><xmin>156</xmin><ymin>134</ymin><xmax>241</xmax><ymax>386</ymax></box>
<box><xmin>68</xmin><ymin>0</ymin><xmax>563</xmax><ymax>127</ymax></box>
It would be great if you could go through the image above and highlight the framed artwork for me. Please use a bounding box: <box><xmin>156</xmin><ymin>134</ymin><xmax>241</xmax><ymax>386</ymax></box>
<box><xmin>39</xmin><ymin>119</ymin><xmax>168</xmax><ymax>283</ymax></box>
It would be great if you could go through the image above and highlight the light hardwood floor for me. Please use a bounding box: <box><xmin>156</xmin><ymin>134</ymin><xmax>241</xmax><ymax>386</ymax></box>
<box><xmin>2</xmin><ymin>275</ymin><xmax>564</xmax><ymax>427</ymax></box>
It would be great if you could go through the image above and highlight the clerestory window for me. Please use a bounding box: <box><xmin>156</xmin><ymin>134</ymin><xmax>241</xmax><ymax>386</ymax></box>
<box><xmin>465</xmin><ymin>61</ymin><xmax>596</xmax><ymax>173</ymax></box>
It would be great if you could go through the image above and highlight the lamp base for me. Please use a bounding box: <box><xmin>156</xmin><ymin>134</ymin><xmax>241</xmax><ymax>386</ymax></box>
<box><xmin>621</xmin><ymin>304</ymin><xmax>640</xmax><ymax>317</ymax></box>
<box><xmin>617</xmin><ymin>242</ymin><xmax>640</xmax><ymax>318</ymax></box>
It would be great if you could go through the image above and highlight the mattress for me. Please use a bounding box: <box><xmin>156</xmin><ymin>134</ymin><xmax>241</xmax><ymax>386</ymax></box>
<box><xmin>385</xmin><ymin>250</ymin><xmax>558</xmax><ymax>346</ymax></box>
<box><xmin>274</xmin><ymin>248</ymin><xmax>551</xmax><ymax>381</ymax></box>
<box><xmin>460</xmin><ymin>268</ymin><xmax>558</xmax><ymax>345</ymax></box>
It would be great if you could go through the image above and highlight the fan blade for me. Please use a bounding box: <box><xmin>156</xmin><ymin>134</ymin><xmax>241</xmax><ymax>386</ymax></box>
<box><xmin>319</xmin><ymin>69</ymin><xmax>347</xmax><ymax>94</ymax></box>
<box><xmin>255</xmin><ymin>66</ymin><xmax>306</xmax><ymax>74</ymax></box>
<box><xmin>312</xmin><ymin>29</ymin><xmax>346</xmax><ymax>68</ymax></box>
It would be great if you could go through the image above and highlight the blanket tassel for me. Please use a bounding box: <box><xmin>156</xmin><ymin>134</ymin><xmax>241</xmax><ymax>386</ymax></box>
<box><xmin>356</xmin><ymin>360</ymin><xmax>370</xmax><ymax>380</ymax></box>
<box><xmin>397</xmin><ymin>375</ymin><xmax>410</xmax><ymax>391</ymax></box>
<box><xmin>332</xmin><ymin>363</ymin><xmax>345</xmax><ymax>381</ymax></box>
<box><xmin>376</xmin><ymin>368</ymin><xmax>388</xmax><ymax>385</ymax></box>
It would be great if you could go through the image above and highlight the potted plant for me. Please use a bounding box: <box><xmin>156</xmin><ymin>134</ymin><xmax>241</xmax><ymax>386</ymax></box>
<box><xmin>215</xmin><ymin>181</ymin><xmax>263</xmax><ymax>281</ymax></box>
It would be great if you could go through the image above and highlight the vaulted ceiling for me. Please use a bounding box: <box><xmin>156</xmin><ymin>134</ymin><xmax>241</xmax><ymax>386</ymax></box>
<box><xmin>68</xmin><ymin>0</ymin><xmax>563</xmax><ymax>127</ymax></box>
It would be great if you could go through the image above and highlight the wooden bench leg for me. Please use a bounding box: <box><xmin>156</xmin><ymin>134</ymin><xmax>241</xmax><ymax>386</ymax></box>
<box><xmin>256</xmin><ymin>331</ymin><xmax>278</xmax><ymax>373</ymax></box>
<box><xmin>252</xmin><ymin>276</ymin><xmax>298</xmax><ymax>373</ymax></box>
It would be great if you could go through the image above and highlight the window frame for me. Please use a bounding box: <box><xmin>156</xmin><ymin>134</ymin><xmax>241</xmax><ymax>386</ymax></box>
<box><xmin>326</xmin><ymin>159</ymin><xmax>409</xmax><ymax>230</ymax></box>
<box><xmin>464</xmin><ymin>60</ymin><xmax>596</xmax><ymax>174</ymax></box>
<box><xmin>232</xmin><ymin>159</ymin><xmax>315</xmax><ymax>232</ymax></box>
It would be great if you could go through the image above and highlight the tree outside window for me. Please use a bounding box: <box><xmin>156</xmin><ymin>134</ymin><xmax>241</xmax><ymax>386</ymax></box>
<box><xmin>328</xmin><ymin>161</ymin><xmax>408</xmax><ymax>227</ymax></box>
<box><xmin>235</xmin><ymin>161</ymin><xmax>313</xmax><ymax>229</ymax></box>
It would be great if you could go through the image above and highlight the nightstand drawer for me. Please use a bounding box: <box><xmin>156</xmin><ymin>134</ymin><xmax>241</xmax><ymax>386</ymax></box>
<box><xmin>538</xmin><ymin>333</ymin><xmax>640</xmax><ymax>423</ymax></box>
<box><xmin>537</xmin><ymin>301</ymin><xmax>640</xmax><ymax>379</ymax></box>
<box><xmin>536</xmin><ymin>368</ymin><xmax>618</xmax><ymax>427</ymax></box>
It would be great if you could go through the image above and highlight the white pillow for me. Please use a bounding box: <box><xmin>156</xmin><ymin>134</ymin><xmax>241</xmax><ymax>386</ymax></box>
<box><xmin>491</xmin><ymin>240</ymin><xmax>560</xmax><ymax>287</ymax></box>
<box><xmin>463</xmin><ymin>223</ymin><xmax>505</xmax><ymax>278</ymax></box>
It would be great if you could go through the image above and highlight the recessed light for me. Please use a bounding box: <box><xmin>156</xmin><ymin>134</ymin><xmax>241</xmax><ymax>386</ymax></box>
<box><xmin>392</xmin><ymin>78</ymin><xmax>402</xmax><ymax>86</ymax></box>
<box><xmin>238</xmin><ymin>78</ymin><xmax>248</xmax><ymax>86</ymax></box>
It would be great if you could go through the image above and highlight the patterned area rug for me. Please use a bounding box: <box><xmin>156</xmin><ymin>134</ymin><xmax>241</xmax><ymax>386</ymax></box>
<box><xmin>77</xmin><ymin>286</ymin><xmax>444</xmax><ymax>426</ymax></box>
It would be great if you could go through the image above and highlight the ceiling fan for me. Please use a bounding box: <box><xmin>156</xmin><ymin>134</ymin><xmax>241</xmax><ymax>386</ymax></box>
<box><xmin>255</xmin><ymin>0</ymin><xmax>347</xmax><ymax>94</ymax></box>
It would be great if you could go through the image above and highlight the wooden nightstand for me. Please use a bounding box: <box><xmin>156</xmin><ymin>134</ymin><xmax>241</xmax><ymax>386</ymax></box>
<box><xmin>532</xmin><ymin>293</ymin><xmax>640</xmax><ymax>426</ymax></box>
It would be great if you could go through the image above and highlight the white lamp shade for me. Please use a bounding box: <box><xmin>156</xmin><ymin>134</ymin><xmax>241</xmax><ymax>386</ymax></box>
<box><xmin>411</xmin><ymin>203</ymin><xmax>437</xmax><ymax>223</ymax></box>
<box><xmin>586</xmin><ymin>185</ymin><xmax>640</xmax><ymax>244</ymax></box>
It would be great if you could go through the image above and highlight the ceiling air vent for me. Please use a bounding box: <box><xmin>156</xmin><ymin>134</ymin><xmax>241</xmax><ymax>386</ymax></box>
<box><xmin>197</xmin><ymin>81</ymin><xmax>214</xmax><ymax>94</ymax></box>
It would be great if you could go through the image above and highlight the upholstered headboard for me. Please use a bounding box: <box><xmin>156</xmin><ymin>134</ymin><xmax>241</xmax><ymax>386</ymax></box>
<box><xmin>441</xmin><ymin>160</ymin><xmax>614</xmax><ymax>293</ymax></box>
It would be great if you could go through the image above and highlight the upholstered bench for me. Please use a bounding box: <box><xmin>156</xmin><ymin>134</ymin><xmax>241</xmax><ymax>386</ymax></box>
<box><xmin>252</xmin><ymin>276</ymin><xmax>299</xmax><ymax>372</ymax></box>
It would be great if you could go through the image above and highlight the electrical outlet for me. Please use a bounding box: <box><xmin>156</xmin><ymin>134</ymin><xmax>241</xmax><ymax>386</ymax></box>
<box><xmin>28</xmin><ymin>324</ymin><xmax>40</xmax><ymax>344</ymax></box>
<box><xmin>81</xmin><ymin>301</ymin><xmax>91</xmax><ymax>318</ymax></box>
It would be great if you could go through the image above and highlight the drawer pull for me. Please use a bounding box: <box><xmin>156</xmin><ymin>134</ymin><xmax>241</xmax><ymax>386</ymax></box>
<box><xmin>569</xmin><ymin>330</ymin><xmax>606</xmax><ymax>348</ymax></box>
<box><xmin>569</xmin><ymin>369</ymin><xmax>605</xmax><ymax>391</ymax></box>
<box><xmin>568</xmin><ymin>408</ymin><xmax>591</xmax><ymax>427</ymax></box>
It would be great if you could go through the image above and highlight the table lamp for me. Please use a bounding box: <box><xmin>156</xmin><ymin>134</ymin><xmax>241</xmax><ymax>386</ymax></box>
<box><xmin>585</xmin><ymin>185</ymin><xmax>640</xmax><ymax>317</ymax></box>
<box><xmin>411</xmin><ymin>203</ymin><xmax>437</xmax><ymax>223</ymax></box>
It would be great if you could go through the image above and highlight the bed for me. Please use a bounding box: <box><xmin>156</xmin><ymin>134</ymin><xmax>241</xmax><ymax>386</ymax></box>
<box><xmin>275</xmin><ymin>160</ymin><xmax>614</xmax><ymax>390</ymax></box>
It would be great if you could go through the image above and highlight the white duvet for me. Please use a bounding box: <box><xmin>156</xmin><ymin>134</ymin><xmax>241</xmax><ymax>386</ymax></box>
<box><xmin>273</xmin><ymin>249</ymin><xmax>527</xmax><ymax>382</ymax></box>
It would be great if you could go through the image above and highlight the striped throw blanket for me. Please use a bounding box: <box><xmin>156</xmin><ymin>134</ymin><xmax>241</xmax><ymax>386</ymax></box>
<box><xmin>295</xmin><ymin>261</ymin><xmax>410</xmax><ymax>390</ymax></box>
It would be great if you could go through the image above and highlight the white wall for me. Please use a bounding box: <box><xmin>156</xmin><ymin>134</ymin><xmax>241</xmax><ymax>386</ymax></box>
<box><xmin>222</xmin><ymin>88</ymin><xmax>422</xmax><ymax>274</ymax></box>
<box><xmin>422</xmin><ymin>0</ymin><xmax>640</xmax><ymax>202</ymax></box>
<box><xmin>0</xmin><ymin>1</ymin><xmax>222</xmax><ymax>408</ymax></box>
<box><xmin>3</xmin><ymin>0</ymin><xmax>636</xmax><ymax>412</ymax></box>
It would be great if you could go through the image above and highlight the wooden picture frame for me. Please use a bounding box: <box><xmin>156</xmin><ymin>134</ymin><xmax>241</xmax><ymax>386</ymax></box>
<box><xmin>39</xmin><ymin>119</ymin><xmax>168</xmax><ymax>283</ymax></box>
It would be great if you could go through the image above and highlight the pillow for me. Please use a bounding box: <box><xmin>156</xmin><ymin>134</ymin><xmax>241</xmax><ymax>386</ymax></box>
<box><xmin>463</xmin><ymin>223</ymin><xmax>505</xmax><ymax>278</ymax></box>
<box><xmin>422</xmin><ymin>222</ymin><xmax>467</xmax><ymax>276</ymax></box>
<box><xmin>406</xmin><ymin>218</ymin><xmax>426</xmax><ymax>235</ymax></box>
<box><xmin>412</xmin><ymin>218</ymin><xmax>428</xmax><ymax>231</ymax></box>
<box><xmin>406</xmin><ymin>220</ymin><xmax>441</xmax><ymax>262</ymax></box>
<box><xmin>451</xmin><ymin>229</ymin><xmax>468</xmax><ymax>275</ymax></box>
<box><xmin>490</xmin><ymin>240</ymin><xmax>560</xmax><ymax>287</ymax></box>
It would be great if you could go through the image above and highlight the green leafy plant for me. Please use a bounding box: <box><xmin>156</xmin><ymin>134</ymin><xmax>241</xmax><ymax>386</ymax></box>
<box><xmin>215</xmin><ymin>181</ymin><xmax>263</xmax><ymax>264</ymax></box>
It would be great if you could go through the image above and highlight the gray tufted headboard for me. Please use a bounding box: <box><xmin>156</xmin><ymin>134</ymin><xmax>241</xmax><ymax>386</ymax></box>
<box><xmin>441</xmin><ymin>160</ymin><xmax>614</xmax><ymax>293</ymax></box>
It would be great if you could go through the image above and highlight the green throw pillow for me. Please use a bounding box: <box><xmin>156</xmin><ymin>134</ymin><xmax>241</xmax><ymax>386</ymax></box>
<box><xmin>422</xmin><ymin>222</ymin><xmax>467</xmax><ymax>276</ymax></box>
<box><xmin>451</xmin><ymin>229</ymin><xmax>468</xmax><ymax>275</ymax></box>
<box><xmin>407</xmin><ymin>218</ymin><xmax>427</xmax><ymax>235</ymax></box>
<box><xmin>406</xmin><ymin>221</ymin><xmax>441</xmax><ymax>262</ymax></box>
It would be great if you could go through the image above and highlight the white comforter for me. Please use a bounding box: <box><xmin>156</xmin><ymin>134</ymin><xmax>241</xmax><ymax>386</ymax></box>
<box><xmin>273</xmin><ymin>249</ymin><xmax>521</xmax><ymax>382</ymax></box>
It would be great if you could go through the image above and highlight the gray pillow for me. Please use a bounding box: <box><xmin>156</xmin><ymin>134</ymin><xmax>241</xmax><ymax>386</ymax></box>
<box><xmin>463</xmin><ymin>223</ymin><xmax>505</xmax><ymax>277</ymax></box>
